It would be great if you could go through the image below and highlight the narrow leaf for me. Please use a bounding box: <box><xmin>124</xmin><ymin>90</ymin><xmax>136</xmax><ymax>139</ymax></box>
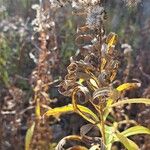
<box><xmin>72</xmin><ymin>86</ymin><xmax>99</xmax><ymax>124</ymax></box>
<box><xmin>121</xmin><ymin>126</ymin><xmax>150</xmax><ymax>137</ymax></box>
<box><xmin>25</xmin><ymin>122</ymin><xmax>35</xmax><ymax>150</ymax></box>
<box><xmin>44</xmin><ymin>104</ymin><xmax>74</xmax><ymax>116</ymax></box>
<box><xmin>105</xmin><ymin>125</ymin><xmax>114</xmax><ymax>145</ymax></box>
<box><xmin>44</xmin><ymin>104</ymin><xmax>99</xmax><ymax>124</ymax></box>
<box><xmin>78</xmin><ymin>78</ymin><xmax>84</xmax><ymax>84</ymax></box>
<box><xmin>116</xmin><ymin>83</ymin><xmax>141</xmax><ymax>92</ymax></box>
<box><xmin>90</xmin><ymin>78</ymin><xmax>99</xmax><ymax>89</ymax></box>
<box><xmin>35</xmin><ymin>99</ymin><xmax>40</xmax><ymax>118</ymax></box>
<box><xmin>106</xmin><ymin>32</ymin><xmax>118</xmax><ymax>48</ymax></box>
<box><xmin>115</xmin><ymin>132</ymin><xmax>139</xmax><ymax>150</ymax></box>
<box><xmin>104</xmin><ymin>98</ymin><xmax>150</xmax><ymax>122</ymax></box>
<box><xmin>103</xmin><ymin>99</ymin><xmax>113</xmax><ymax>121</ymax></box>
<box><xmin>56</xmin><ymin>135</ymin><xmax>82</xmax><ymax>150</ymax></box>
<box><xmin>109</xmin><ymin>98</ymin><xmax>150</xmax><ymax>108</ymax></box>
<box><xmin>71</xmin><ymin>146</ymin><xmax>88</xmax><ymax>150</ymax></box>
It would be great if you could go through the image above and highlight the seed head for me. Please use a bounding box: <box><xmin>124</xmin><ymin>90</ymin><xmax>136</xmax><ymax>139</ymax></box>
<box><xmin>86</xmin><ymin>5</ymin><xmax>106</xmax><ymax>29</ymax></box>
<box><xmin>123</xmin><ymin>0</ymin><xmax>142</xmax><ymax>7</ymax></box>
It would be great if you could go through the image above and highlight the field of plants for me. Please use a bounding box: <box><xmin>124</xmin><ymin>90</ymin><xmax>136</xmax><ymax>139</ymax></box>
<box><xmin>0</xmin><ymin>0</ymin><xmax>150</xmax><ymax>150</ymax></box>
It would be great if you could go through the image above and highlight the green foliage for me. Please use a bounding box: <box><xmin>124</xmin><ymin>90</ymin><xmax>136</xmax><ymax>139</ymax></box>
<box><xmin>60</xmin><ymin>17</ymin><xmax>76</xmax><ymax>65</ymax></box>
<box><xmin>0</xmin><ymin>37</ymin><xmax>11</xmax><ymax>86</ymax></box>
<box><xmin>114</xmin><ymin>131</ymin><xmax>139</xmax><ymax>150</ymax></box>
<box><xmin>121</xmin><ymin>125</ymin><xmax>150</xmax><ymax>137</ymax></box>
<box><xmin>44</xmin><ymin>96</ymin><xmax>150</xmax><ymax>149</ymax></box>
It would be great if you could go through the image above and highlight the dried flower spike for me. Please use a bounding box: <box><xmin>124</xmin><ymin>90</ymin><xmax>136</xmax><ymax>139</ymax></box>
<box><xmin>123</xmin><ymin>0</ymin><xmax>142</xmax><ymax>7</ymax></box>
<box><xmin>86</xmin><ymin>5</ymin><xmax>106</xmax><ymax>29</ymax></box>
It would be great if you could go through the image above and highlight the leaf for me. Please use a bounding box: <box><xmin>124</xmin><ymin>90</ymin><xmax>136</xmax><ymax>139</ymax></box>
<box><xmin>92</xmin><ymin>87</ymin><xmax>110</xmax><ymax>103</ymax></box>
<box><xmin>115</xmin><ymin>132</ymin><xmax>139</xmax><ymax>150</ymax></box>
<box><xmin>116</xmin><ymin>83</ymin><xmax>141</xmax><ymax>92</ymax></box>
<box><xmin>103</xmin><ymin>98</ymin><xmax>113</xmax><ymax>121</ymax></box>
<box><xmin>104</xmin><ymin>98</ymin><xmax>150</xmax><ymax>122</ymax></box>
<box><xmin>106</xmin><ymin>144</ymin><xmax>112</xmax><ymax>150</ymax></box>
<box><xmin>89</xmin><ymin>78</ymin><xmax>99</xmax><ymax>89</ymax></box>
<box><xmin>104</xmin><ymin>124</ymin><xmax>150</xmax><ymax>149</ymax></box>
<box><xmin>89</xmin><ymin>145</ymin><xmax>102</xmax><ymax>150</ymax></box>
<box><xmin>105</xmin><ymin>125</ymin><xmax>114</xmax><ymax>145</ymax></box>
<box><xmin>70</xmin><ymin>146</ymin><xmax>88</xmax><ymax>150</ymax></box>
<box><xmin>72</xmin><ymin>103</ymin><xmax>99</xmax><ymax>124</ymax></box>
<box><xmin>44</xmin><ymin>104</ymin><xmax>74</xmax><ymax>116</ymax></box>
<box><xmin>72</xmin><ymin>86</ymin><xmax>99</xmax><ymax>124</ymax></box>
<box><xmin>109</xmin><ymin>98</ymin><xmax>150</xmax><ymax>108</ymax></box>
<box><xmin>78</xmin><ymin>78</ymin><xmax>84</xmax><ymax>84</ymax></box>
<box><xmin>101</xmin><ymin>58</ymin><xmax>107</xmax><ymax>70</ymax></box>
<box><xmin>106</xmin><ymin>32</ymin><xmax>118</xmax><ymax>48</ymax></box>
<box><xmin>35</xmin><ymin>98</ymin><xmax>40</xmax><ymax>118</ymax></box>
<box><xmin>25</xmin><ymin>122</ymin><xmax>35</xmax><ymax>150</ymax></box>
<box><xmin>56</xmin><ymin>135</ymin><xmax>82</xmax><ymax>150</ymax></box>
<box><xmin>121</xmin><ymin>126</ymin><xmax>150</xmax><ymax>137</ymax></box>
<box><xmin>44</xmin><ymin>104</ymin><xmax>99</xmax><ymax>124</ymax></box>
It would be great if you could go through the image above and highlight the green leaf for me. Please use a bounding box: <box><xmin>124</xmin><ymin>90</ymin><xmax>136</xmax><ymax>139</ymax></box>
<box><xmin>106</xmin><ymin>144</ymin><xmax>112</xmax><ymax>150</ymax></box>
<box><xmin>25</xmin><ymin>122</ymin><xmax>35</xmax><ymax>150</ymax></box>
<box><xmin>104</xmin><ymin>98</ymin><xmax>150</xmax><ymax>122</ymax></box>
<box><xmin>44</xmin><ymin>104</ymin><xmax>99</xmax><ymax>124</ymax></box>
<box><xmin>105</xmin><ymin>125</ymin><xmax>114</xmax><ymax>145</ymax></box>
<box><xmin>115</xmin><ymin>132</ymin><xmax>139</xmax><ymax>150</ymax></box>
<box><xmin>108</xmin><ymin>98</ymin><xmax>150</xmax><ymax>108</ymax></box>
<box><xmin>103</xmin><ymin>99</ymin><xmax>113</xmax><ymax>121</ymax></box>
<box><xmin>121</xmin><ymin>126</ymin><xmax>150</xmax><ymax>137</ymax></box>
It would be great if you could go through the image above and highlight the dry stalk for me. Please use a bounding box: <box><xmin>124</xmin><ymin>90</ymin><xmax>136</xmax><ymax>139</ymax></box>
<box><xmin>28</xmin><ymin>2</ymin><xmax>59</xmax><ymax>149</ymax></box>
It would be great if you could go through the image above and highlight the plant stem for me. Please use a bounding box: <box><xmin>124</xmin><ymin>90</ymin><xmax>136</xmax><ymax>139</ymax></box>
<box><xmin>98</xmin><ymin>107</ymin><xmax>106</xmax><ymax>145</ymax></box>
<box><xmin>101</xmin><ymin>110</ymin><xmax>106</xmax><ymax>145</ymax></box>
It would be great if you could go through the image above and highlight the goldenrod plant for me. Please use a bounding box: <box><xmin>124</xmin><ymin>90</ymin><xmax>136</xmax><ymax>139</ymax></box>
<box><xmin>43</xmin><ymin>0</ymin><xmax>150</xmax><ymax>150</ymax></box>
<box><xmin>24</xmin><ymin>0</ymin><xmax>150</xmax><ymax>150</ymax></box>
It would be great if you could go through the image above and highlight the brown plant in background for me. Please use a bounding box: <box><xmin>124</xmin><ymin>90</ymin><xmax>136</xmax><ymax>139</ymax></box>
<box><xmin>0</xmin><ymin>0</ymin><xmax>150</xmax><ymax>150</ymax></box>
<box><xmin>25</xmin><ymin>2</ymin><xmax>59</xmax><ymax>150</ymax></box>
<box><xmin>123</xmin><ymin>0</ymin><xmax>142</xmax><ymax>7</ymax></box>
<box><xmin>0</xmin><ymin>86</ymin><xmax>26</xmax><ymax>149</ymax></box>
<box><xmin>0</xmin><ymin>16</ymin><xmax>30</xmax><ymax>149</ymax></box>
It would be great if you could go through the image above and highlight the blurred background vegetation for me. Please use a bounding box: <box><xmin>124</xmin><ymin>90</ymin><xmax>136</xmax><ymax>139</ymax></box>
<box><xmin>0</xmin><ymin>0</ymin><xmax>150</xmax><ymax>149</ymax></box>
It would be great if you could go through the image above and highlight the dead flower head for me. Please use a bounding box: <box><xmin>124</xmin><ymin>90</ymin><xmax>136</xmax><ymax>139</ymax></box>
<box><xmin>86</xmin><ymin>5</ymin><xmax>106</xmax><ymax>29</ymax></box>
<box><xmin>123</xmin><ymin>0</ymin><xmax>142</xmax><ymax>7</ymax></box>
<box><xmin>31</xmin><ymin>4</ymin><xmax>55</xmax><ymax>32</ymax></box>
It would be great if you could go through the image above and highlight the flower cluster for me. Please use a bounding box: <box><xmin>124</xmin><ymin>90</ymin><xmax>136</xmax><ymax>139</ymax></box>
<box><xmin>123</xmin><ymin>0</ymin><xmax>142</xmax><ymax>7</ymax></box>
<box><xmin>31</xmin><ymin>4</ymin><xmax>55</xmax><ymax>32</ymax></box>
<box><xmin>86</xmin><ymin>5</ymin><xmax>106</xmax><ymax>29</ymax></box>
<box><xmin>49</xmin><ymin>0</ymin><xmax>100</xmax><ymax>9</ymax></box>
<box><xmin>0</xmin><ymin>5</ymin><xmax>6</xmax><ymax>13</ymax></box>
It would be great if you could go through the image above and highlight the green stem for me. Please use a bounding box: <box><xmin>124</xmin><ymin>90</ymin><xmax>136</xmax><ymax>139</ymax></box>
<box><xmin>98</xmin><ymin>107</ymin><xmax>106</xmax><ymax>145</ymax></box>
